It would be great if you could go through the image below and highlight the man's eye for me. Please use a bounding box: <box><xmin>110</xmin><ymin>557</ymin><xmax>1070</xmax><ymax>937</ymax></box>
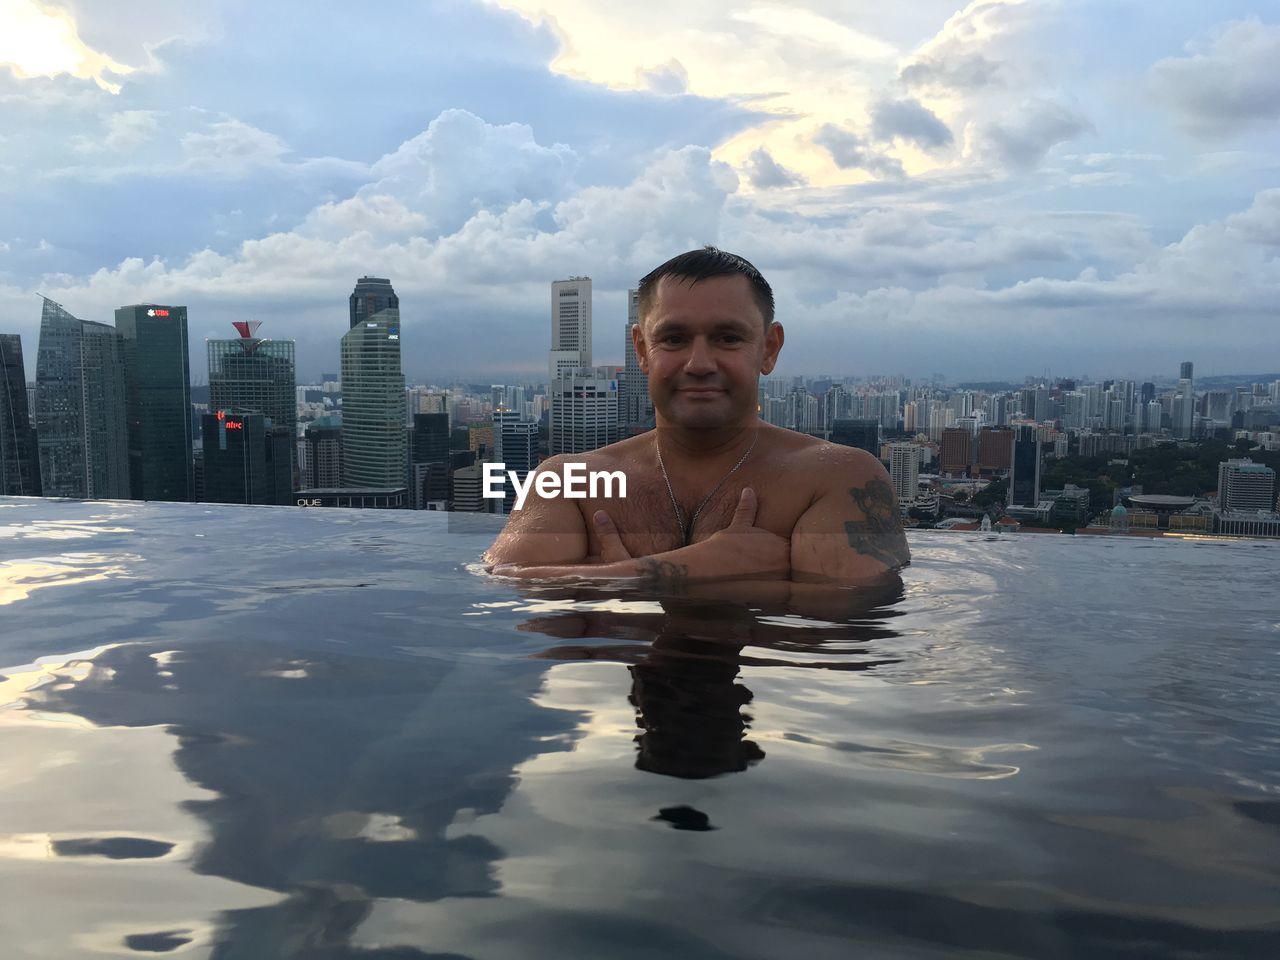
<box><xmin>720</xmin><ymin>334</ymin><xmax>743</xmax><ymax>344</ymax></box>
<box><xmin>661</xmin><ymin>335</ymin><xmax>684</xmax><ymax>345</ymax></box>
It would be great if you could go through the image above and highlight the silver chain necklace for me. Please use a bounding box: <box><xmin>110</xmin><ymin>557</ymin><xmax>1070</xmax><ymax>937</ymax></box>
<box><xmin>656</xmin><ymin>432</ymin><xmax>758</xmax><ymax>546</ymax></box>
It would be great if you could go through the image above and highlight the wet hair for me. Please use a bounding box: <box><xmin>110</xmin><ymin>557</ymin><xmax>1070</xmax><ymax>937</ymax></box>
<box><xmin>637</xmin><ymin>246</ymin><xmax>774</xmax><ymax>329</ymax></box>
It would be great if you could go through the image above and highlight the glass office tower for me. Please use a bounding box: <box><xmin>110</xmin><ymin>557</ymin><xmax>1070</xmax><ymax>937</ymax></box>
<box><xmin>200</xmin><ymin>411</ymin><xmax>292</xmax><ymax>505</ymax></box>
<box><xmin>34</xmin><ymin>298</ymin><xmax>129</xmax><ymax>499</ymax></box>
<box><xmin>0</xmin><ymin>333</ymin><xmax>41</xmax><ymax>496</ymax></box>
<box><xmin>116</xmin><ymin>304</ymin><xmax>193</xmax><ymax>501</ymax></box>
<box><xmin>341</xmin><ymin>281</ymin><xmax>405</xmax><ymax>488</ymax></box>
<box><xmin>208</xmin><ymin>322</ymin><xmax>297</xmax><ymax>484</ymax></box>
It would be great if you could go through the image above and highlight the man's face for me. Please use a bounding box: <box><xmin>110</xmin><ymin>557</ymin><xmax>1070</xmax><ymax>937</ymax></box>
<box><xmin>634</xmin><ymin>274</ymin><xmax>784</xmax><ymax>430</ymax></box>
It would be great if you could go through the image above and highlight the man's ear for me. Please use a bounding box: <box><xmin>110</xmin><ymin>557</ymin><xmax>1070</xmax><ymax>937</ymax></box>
<box><xmin>632</xmin><ymin>321</ymin><xmax>649</xmax><ymax>373</ymax></box>
<box><xmin>760</xmin><ymin>321</ymin><xmax>784</xmax><ymax>375</ymax></box>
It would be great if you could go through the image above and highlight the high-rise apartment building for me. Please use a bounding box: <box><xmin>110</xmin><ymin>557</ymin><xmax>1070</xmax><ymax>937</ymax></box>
<box><xmin>1217</xmin><ymin>459</ymin><xmax>1276</xmax><ymax>512</ymax></box>
<box><xmin>341</xmin><ymin>279</ymin><xmax>406</xmax><ymax>488</ymax></box>
<box><xmin>888</xmin><ymin>443</ymin><xmax>919</xmax><ymax>506</ymax></box>
<box><xmin>116</xmin><ymin>304</ymin><xmax>193</xmax><ymax>501</ymax></box>
<box><xmin>34</xmin><ymin>298</ymin><xmax>129</xmax><ymax>499</ymax></box>
<box><xmin>201</xmin><ymin>411</ymin><xmax>292</xmax><ymax>505</ymax></box>
<box><xmin>976</xmin><ymin>427</ymin><xmax>1014</xmax><ymax>475</ymax></box>
<box><xmin>208</xmin><ymin>321</ymin><xmax>297</xmax><ymax>484</ymax></box>
<box><xmin>0</xmin><ymin>334</ymin><xmax>40</xmax><ymax>496</ymax></box>
<box><xmin>549</xmin><ymin>366</ymin><xmax>619</xmax><ymax>455</ymax></box>
<box><xmin>940</xmin><ymin>428</ymin><xmax>972</xmax><ymax>476</ymax></box>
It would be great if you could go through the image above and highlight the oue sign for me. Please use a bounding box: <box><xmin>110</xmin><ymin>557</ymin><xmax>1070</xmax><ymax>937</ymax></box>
<box><xmin>297</xmin><ymin>498</ymin><xmax>323</xmax><ymax>507</ymax></box>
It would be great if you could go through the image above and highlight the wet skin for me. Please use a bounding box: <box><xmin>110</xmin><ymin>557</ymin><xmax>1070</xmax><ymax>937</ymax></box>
<box><xmin>486</xmin><ymin>274</ymin><xmax>910</xmax><ymax>589</ymax></box>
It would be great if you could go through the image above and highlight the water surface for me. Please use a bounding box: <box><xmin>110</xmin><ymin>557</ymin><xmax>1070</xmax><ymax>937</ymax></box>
<box><xmin>1</xmin><ymin>498</ymin><xmax>1277</xmax><ymax>958</ymax></box>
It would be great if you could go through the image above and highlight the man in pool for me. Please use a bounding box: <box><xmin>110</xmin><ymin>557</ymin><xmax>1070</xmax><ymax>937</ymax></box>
<box><xmin>484</xmin><ymin>246</ymin><xmax>910</xmax><ymax>589</ymax></box>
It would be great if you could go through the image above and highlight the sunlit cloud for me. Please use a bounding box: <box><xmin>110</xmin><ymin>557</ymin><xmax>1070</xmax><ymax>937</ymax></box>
<box><xmin>0</xmin><ymin>0</ymin><xmax>133</xmax><ymax>93</ymax></box>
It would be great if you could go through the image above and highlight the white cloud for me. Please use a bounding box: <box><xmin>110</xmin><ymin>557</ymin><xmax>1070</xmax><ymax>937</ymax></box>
<box><xmin>813</xmin><ymin>125</ymin><xmax>904</xmax><ymax>178</ymax></box>
<box><xmin>71</xmin><ymin>109</ymin><xmax>162</xmax><ymax>153</ymax></box>
<box><xmin>180</xmin><ymin>118</ymin><xmax>290</xmax><ymax>175</ymax></box>
<box><xmin>635</xmin><ymin>59</ymin><xmax>688</xmax><ymax>95</ymax></box>
<box><xmin>898</xmin><ymin>0</ymin><xmax>1031</xmax><ymax>93</ymax></box>
<box><xmin>870</xmin><ymin>97</ymin><xmax>953</xmax><ymax>151</ymax></box>
<box><xmin>971</xmin><ymin>99</ymin><xmax>1092</xmax><ymax>171</ymax></box>
<box><xmin>1149</xmin><ymin>19</ymin><xmax>1280</xmax><ymax>138</ymax></box>
<box><xmin>742</xmin><ymin>147</ymin><xmax>804</xmax><ymax>189</ymax></box>
<box><xmin>362</xmin><ymin>109</ymin><xmax>577</xmax><ymax>236</ymax></box>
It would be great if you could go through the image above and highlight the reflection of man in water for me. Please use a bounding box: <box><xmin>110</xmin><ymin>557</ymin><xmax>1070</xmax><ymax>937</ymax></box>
<box><xmin>486</xmin><ymin>246</ymin><xmax>909</xmax><ymax>588</ymax></box>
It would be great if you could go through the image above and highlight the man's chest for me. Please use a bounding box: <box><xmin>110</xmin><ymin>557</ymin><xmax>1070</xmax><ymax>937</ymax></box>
<box><xmin>575</xmin><ymin>463</ymin><xmax>815</xmax><ymax>558</ymax></box>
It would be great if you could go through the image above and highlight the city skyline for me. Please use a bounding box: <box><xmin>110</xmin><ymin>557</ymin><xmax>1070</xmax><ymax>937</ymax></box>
<box><xmin>2</xmin><ymin>3</ymin><xmax>1278</xmax><ymax>381</ymax></box>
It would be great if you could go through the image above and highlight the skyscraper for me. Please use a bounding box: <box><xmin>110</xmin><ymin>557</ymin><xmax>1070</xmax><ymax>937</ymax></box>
<box><xmin>201</xmin><ymin>411</ymin><xmax>292</xmax><ymax>505</ymax></box>
<box><xmin>830</xmin><ymin>418</ymin><xmax>879</xmax><ymax>455</ymax></box>
<box><xmin>621</xmin><ymin>288</ymin><xmax>652</xmax><ymax>431</ymax></box>
<box><xmin>1174</xmin><ymin>361</ymin><xmax>1195</xmax><ymax>438</ymax></box>
<box><xmin>116</xmin><ymin>304</ymin><xmax>193</xmax><ymax>501</ymax></box>
<box><xmin>549</xmin><ymin>366</ymin><xmax>619</xmax><ymax>455</ymax></box>
<box><xmin>548</xmin><ymin>277</ymin><xmax>594</xmax><ymax>452</ymax></box>
<box><xmin>34</xmin><ymin>297</ymin><xmax>129</xmax><ymax>499</ymax></box>
<box><xmin>341</xmin><ymin>278</ymin><xmax>406</xmax><ymax>487</ymax></box>
<box><xmin>305</xmin><ymin>416</ymin><xmax>342</xmax><ymax>488</ymax></box>
<box><xmin>0</xmin><ymin>333</ymin><xmax>40</xmax><ymax>496</ymax></box>
<box><xmin>492</xmin><ymin>408</ymin><xmax>538</xmax><ymax>512</ymax></box>
<box><xmin>410</xmin><ymin>412</ymin><xmax>450</xmax><ymax>507</ymax></box>
<box><xmin>349</xmin><ymin>276</ymin><xmax>399</xmax><ymax>329</ymax></box>
<box><xmin>1009</xmin><ymin>433</ymin><xmax>1042</xmax><ymax>507</ymax></box>
<box><xmin>548</xmin><ymin>277</ymin><xmax>592</xmax><ymax>383</ymax></box>
<box><xmin>1180</xmin><ymin>361</ymin><xmax>1194</xmax><ymax>381</ymax></box>
<box><xmin>208</xmin><ymin>321</ymin><xmax>297</xmax><ymax>483</ymax></box>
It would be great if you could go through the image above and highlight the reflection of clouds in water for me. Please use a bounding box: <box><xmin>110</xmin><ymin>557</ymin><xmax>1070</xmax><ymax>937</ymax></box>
<box><xmin>0</xmin><ymin>645</ymin><xmax>283</xmax><ymax>957</ymax></box>
<box><xmin>0</xmin><ymin>518</ymin><xmax>134</xmax><ymax>540</ymax></box>
<box><xmin>0</xmin><ymin>553</ymin><xmax>139</xmax><ymax>605</ymax></box>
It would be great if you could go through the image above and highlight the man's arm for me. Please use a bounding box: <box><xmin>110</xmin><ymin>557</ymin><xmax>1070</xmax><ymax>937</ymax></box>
<box><xmin>483</xmin><ymin>456</ymin><xmax>589</xmax><ymax>566</ymax></box>
<box><xmin>489</xmin><ymin>488</ymin><xmax>790</xmax><ymax>590</ymax></box>
<box><xmin>789</xmin><ymin>449</ymin><xmax>910</xmax><ymax>584</ymax></box>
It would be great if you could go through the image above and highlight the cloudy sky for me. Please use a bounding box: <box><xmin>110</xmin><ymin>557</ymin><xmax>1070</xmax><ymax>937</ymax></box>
<box><xmin>2</xmin><ymin>0</ymin><xmax>1278</xmax><ymax>383</ymax></box>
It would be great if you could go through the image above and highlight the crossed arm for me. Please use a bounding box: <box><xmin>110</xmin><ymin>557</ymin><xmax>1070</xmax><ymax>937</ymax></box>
<box><xmin>484</xmin><ymin>452</ymin><xmax>909</xmax><ymax>591</ymax></box>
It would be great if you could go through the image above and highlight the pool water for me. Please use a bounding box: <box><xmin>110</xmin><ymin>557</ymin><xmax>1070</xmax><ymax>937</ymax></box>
<box><xmin>1</xmin><ymin>498</ymin><xmax>1278</xmax><ymax>958</ymax></box>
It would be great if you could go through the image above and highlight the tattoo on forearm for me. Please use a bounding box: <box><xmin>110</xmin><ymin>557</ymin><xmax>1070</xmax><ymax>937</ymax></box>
<box><xmin>845</xmin><ymin>478</ymin><xmax>910</xmax><ymax>569</ymax></box>
<box><xmin>638</xmin><ymin>558</ymin><xmax>691</xmax><ymax>594</ymax></box>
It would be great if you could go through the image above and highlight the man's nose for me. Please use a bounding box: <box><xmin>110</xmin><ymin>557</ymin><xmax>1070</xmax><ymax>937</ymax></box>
<box><xmin>684</xmin><ymin>337</ymin><xmax>716</xmax><ymax>374</ymax></box>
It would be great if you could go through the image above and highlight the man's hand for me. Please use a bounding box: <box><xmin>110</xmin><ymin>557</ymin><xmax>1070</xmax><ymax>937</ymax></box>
<box><xmin>492</xmin><ymin>488</ymin><xmax>789</xmax><ymax>589</ymax></box>
<box><xmin>698</xmin><ymin>487</ymin><xmax>790</xmax><ymax>581</ymax></box>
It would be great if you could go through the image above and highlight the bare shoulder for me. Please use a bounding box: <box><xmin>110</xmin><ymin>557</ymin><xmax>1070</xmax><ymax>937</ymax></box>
<box><xmin>483</xmin><ymin>452</ymin><xmax>588</xmax><ymax>565</ymax></box>
<box><xmin>770</xmin><ymin>430</ymin><xmax>886</xmax><ymax>489</ymax></box>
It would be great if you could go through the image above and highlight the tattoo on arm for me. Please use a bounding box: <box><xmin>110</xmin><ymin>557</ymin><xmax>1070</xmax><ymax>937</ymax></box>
<box><xmin>844</xmin><ymin>478</ymin><xmax>910</xmax><ymax>570</ymax></box>
<box><xmin>637</xmin><ymin>558</ymin><xmax>691</xmax><ymax>594</ymax></box>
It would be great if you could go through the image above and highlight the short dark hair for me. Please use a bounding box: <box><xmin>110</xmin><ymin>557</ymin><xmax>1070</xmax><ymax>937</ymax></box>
<box><xmin>637</xmin><ymin>246</ymin><xmax>774</xmax><ymax>328</ymax></box>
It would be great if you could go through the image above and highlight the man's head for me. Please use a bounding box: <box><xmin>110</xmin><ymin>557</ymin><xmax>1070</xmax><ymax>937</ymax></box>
<box><xmin>633</xmin><ymin>247</ymin><xmax>784</xmax><ymax>431</ymax></box>
<box><xmin>637</xmin><ymin>246</ymin><xmax>774</xmax><ymax>332</ymax></box>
